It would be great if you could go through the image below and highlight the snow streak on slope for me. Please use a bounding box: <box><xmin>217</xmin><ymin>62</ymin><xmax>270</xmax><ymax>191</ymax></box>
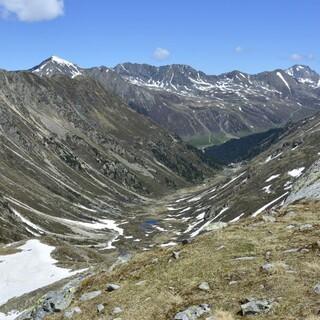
<box><xmin>252</xmin><ymin>192</ymin><xmax>289</xmax><ymax>217</ymax></box>
<box><xmin>276</xmin><ymin>72</ymin><xmax>291</xmax><ymax>93</ymax></box>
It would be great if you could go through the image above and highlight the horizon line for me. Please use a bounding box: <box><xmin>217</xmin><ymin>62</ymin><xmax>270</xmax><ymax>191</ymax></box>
<box><xmin>2</xmin><ymin>55</ymin><xmax>319</xmax><ymax>76</ymax></box>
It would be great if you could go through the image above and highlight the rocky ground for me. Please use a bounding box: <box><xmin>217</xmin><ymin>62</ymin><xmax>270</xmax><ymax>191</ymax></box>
<box><xmin>11</xmin><ymin>200</ymin><xmax>320</xmax><ymax>320</ymax></box>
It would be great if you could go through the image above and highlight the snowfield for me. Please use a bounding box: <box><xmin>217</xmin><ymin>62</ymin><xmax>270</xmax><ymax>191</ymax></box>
<box><xmin>0</xmin><ymin>240</ymin><xmax>82</xmax><ymax>307</ymax></box>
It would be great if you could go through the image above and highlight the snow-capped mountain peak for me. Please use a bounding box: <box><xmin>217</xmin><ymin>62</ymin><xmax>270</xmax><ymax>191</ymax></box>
<box><xmin>285</xmin><ymin>65</ymin><xmax>320</xmax><ymax>88</ymax></box>
<box><xmin>31</xmin><ymin>56</ymin><xmax>83</xmax><ymax>78</ymax></box>
<box><xmin>50</xmin><ymin>55</ymin><xmax>75</xmax><ymax>66</ymax></box>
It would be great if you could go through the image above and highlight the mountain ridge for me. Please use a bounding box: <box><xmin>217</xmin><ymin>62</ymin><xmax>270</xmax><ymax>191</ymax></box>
<box><xmin>30</xmin><ymin>55</ymin><xmax>320</xmax><ymax>79</ymax></box>
<box><xmin>29</xmin><ymin>56</ymin><xmax>320</xmax><ymax>147</ymax></box>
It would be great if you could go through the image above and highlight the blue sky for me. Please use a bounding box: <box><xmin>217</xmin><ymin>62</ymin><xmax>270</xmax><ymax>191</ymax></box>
<box><xmin>0</xmin><ymin>0</ymin><xmax>319</xmax><ymax>74</ymax></box>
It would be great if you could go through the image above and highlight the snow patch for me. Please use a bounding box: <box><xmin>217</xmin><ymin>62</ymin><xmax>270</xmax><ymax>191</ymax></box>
<box><xmin>190</xmin><ymin>207</ymin><xmax>229</xmax><ymax>238</ymax></box>
<box><xmin>288</xmin><ymin>167</ymin><xmax>305</xmax><ymax>178</ymax></box>
<box><xmin>266</xmin><ymin>174</ymin><xmax>280</xmax><ymax>182</ymax></box>
<box><xmin>221</xmin><ymin>172</ymin><xmax>246</xmax><ymax>189</ymax></box>
<box><xmin>159</xmin><ymin>242</ymin><xmax>177</xmax><ymax>248</ymax></box>
<box><xmin>284</xmin><ymin>181</ymin><xmax>293</xmax><ymax>190</ymax></box>
<box><xmin>11</xmin><ymin>207</ymin><xmax>45</xmax><ymax>236</ymax></box>
<box><xmin>187</xmin><ymin>195</ymin><xmax>203</xmax><ymax>203</ymax></box>
<box><xmin>179</xmin><ymin>207</ymin><xmax>191</xmax><ymax>213</ymax></box>
<box><xmin>265</xmin><ymin>152</ymin><xmax>282</xmax><ymax>163</ymax></box>
<box><xmin>0</xmin><ymin>240</ymin><xmax>82</xmax><ymax>307</ymax></box>
<box><xmin>196</xmin><ymin>212</ymin><xmax>206</xmax><ymax>220</ymax></box>
<box><xmin>262</xmin><ymin>185</ymin><xmax>272</xmax><ymax>194</ymax></box>
<box><xmin>229</xmin><ymin>213</ymin><xmax>245</xmax><ymax>223</ymax></box>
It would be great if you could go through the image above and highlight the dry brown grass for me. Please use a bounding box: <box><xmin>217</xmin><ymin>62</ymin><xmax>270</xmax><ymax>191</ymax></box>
<box><xmin>0</xmin><ymin>246</ymin><xmax>20</xmax><ymax>255</ymax></box>
<box><xmin>303</xmin><ymin>261</ymin><xmax>320</xmax><ymax>275</ymax></box>
<box><xmin>47</xmin><ymin>201</ymin><xmax>320</xmax><ymax>320</ymax></box>
<box><xmin>213</xmin><ymin>310</ymin><xmax>235</xmax><ymax>320</ymax></box>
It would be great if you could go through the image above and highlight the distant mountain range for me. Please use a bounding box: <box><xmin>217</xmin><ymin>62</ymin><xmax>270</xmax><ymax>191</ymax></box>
<box><xmin>30</xmin><ymin>56</ymin><xmax>320</xmax><ymax>147</ymax></box>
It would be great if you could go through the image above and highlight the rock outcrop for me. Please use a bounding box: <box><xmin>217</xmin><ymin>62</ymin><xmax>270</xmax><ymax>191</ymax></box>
<box><xmin>286</xmin><ymin>159</ymin><xmax>320</xmax><ymax>204</ymax></box>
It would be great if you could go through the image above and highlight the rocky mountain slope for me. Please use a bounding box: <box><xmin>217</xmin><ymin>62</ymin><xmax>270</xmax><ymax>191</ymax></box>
<box><xmin>31</xmin><ymin>57</ymin><xmax>320</xmax><ymax>146</ymax></box>
<box><xmin>0</xmin><ymin>70</ymin><xmax>213</xmax><ymax>246</ymax></box>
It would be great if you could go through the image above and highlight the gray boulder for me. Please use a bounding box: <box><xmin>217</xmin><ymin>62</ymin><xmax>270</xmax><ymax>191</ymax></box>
<box><xmin>285</xmin><ymin>160</ymin><xmax>320</xmax><ymax>205</ymax></box>
<box><xmin>198</xmin><ymin>282</ymin><xmax>210</xmax><ymax>291</ymax></box>
<box><xmin>113</xmin><ymin>307</ymin><xmax>123</xmax><ymax>314</ymax></box>
<box><xmin>313</xmin><ymin>283</ymin><xmax>320</xmax><ymax>294</ymax></box>
<box><xmin>299</xmin><ymin>224</ymin><xmax>313</xmax><ymax>231</ymax></box>
<box><xmin>16</xmin><ymin>279</ymin><xmax>79</xmax><ymax>320</ymax></box>
<box><xmin>260</xmin><ymin>262</ymin><xmax>289</xmax><ymax>274</ymax></box>
<box><xmin>106</xmin><ymin>283</ymin><xmax>121</xmax><ymax>292</ymax></box>
<box><xmin>42</xmin><ymin>290</ymin><xmax>73</xmax><ymax>312</ymax></box>
<box><xmin>261</xmin><ymin>263</ymin><xmax>274</xmax><ymax>274</ymax></box>
<box><xmin>80</xmin><ymin>290</ymin><xmax>102</xmax><ymax>301</ymax></box>
<box><xmin>97</xmin><ymin>304</ymin><xmax>105</xmax><ymax>314</ymax></box>
<box><xmin>174</xmin><ymin>304</ymin><xmax>211</xmax><ymax>320</ymax></box>
<box><xmin>241</xmin><ymin>298</ymin><xmax>273</xmax><ymax>315</ymax></box>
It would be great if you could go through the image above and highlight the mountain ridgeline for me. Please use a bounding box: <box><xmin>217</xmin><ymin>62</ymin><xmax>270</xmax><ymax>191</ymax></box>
<box><xmin>31</xmin><ymin>57</ymin><xmax>320</xmax><ymax>147</ymax></box>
